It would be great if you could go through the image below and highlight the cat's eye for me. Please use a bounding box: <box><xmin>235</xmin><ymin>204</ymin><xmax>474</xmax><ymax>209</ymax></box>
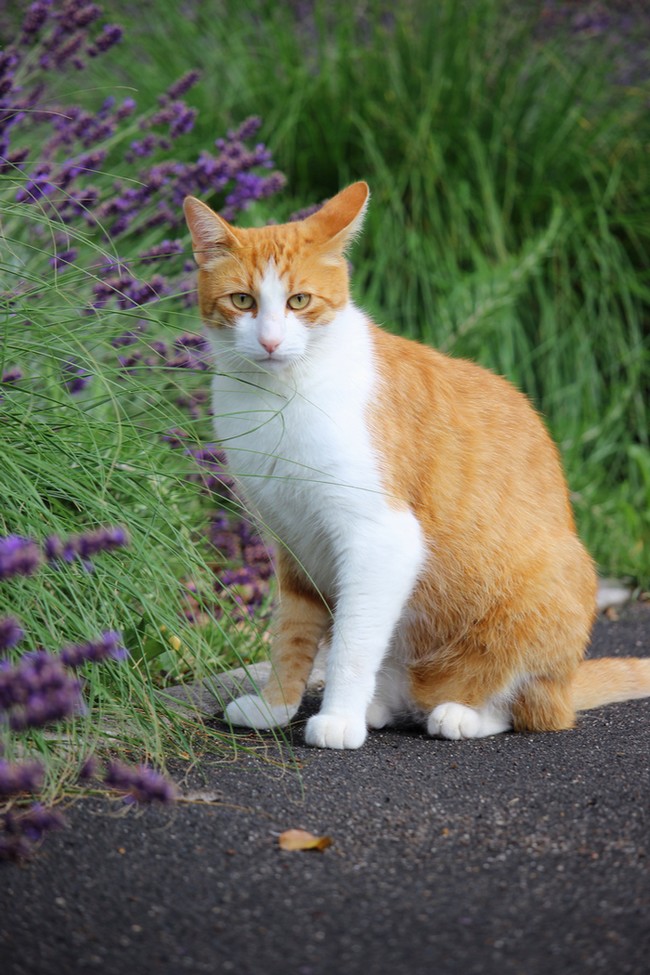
<box><xmin>287</xmin><ymin>293</ymin><xmax>311</xmax><ymax>311</ymax></box>
<box><xmin>231</xmin><ymin>293</ymin><xmax>255</xmax><ymax>310</ymax></box>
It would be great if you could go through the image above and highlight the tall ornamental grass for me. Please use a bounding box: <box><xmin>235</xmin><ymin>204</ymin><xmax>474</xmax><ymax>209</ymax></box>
<box><xmin>98</xmin><ymin>0</ymin><xmax>650</xmax><ymax>582</ymax></box>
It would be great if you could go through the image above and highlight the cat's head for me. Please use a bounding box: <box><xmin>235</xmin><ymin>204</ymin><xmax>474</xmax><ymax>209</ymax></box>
<box><xmin>183</xmin><ymin>182</ymin><xmax>369</xmax><ymax>370</ymax></box>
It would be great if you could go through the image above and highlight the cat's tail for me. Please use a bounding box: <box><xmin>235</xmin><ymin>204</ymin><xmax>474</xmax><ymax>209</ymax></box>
<box><xmin>570</xmin><ymin>658</ymin><xmax>650</xmax><ymax>712</ymax></box>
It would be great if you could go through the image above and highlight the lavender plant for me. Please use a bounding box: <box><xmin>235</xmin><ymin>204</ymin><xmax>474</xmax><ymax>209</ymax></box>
<box><xmin>2</xmin><ymin>0</ymin><xmax>284</xmax><ymax>376</ymax></box>
<box><xmin>0</xmin><ymin>527</ymin><xmax>177</xmax><ymax>862</ymax></box>
<box><xmin>0</xmin><ymin>0</ymin><xmax>289</xmax><ymax>816</ymax></box>
<box><xmin>1</xmin><ymin>0</ymin><xmax>284</xmax><ymax>659</ymax></box>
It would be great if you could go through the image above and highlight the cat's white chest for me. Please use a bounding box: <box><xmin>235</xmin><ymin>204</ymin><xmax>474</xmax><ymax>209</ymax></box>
<box><xmin>209</xmin><ymin>305</ymin><xmax>385</xmax><ymax>595</ymax></box>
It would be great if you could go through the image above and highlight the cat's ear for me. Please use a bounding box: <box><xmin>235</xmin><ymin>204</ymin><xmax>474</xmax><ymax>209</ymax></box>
<box><xmin>305</xmin><ymin>182</ymin><xmax>370</xmax><ymax>253</ymax></box>
<box><xmin>183</xmin><ymin>196</ymin><xmax>240</xmax><ymax>267</ymax></box>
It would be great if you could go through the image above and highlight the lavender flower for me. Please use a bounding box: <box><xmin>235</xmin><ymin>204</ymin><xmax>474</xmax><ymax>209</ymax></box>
<box><xmin>0</xmin><ymin>803</ymin><xmax>65</xmax><ymax>860</ymax></box>
<box><xmin>164</xmin><ymin>70</ymin><xmax>201</xmax><ymax>100</ymax></box>
<box><xmin>19</xmin><ymin>2</ymin><xmax>50</xmax><ymax>43</ymax></box>
<box><xmin>1</xmin><ymin>13</ymin><xmax>286</xmax><ymax>319</ymax></box>
<box><xmin>204</xmin><ymin>510</ymin><xmax>275</xmax><ymax>622</ymax></box>
<box><xmin>111</xmin><ymin>328</ymin><xmax>142</xmax><ymax>348</ymax></box>
<box><xmin>139</xmin><ymin>239</ymin><xmax>184</xmax><ymax>264</ymax></box>
<box><xmin>14</xmin><ymin>802</ymin><xmax>66</xmax><ymax>841</ymax></box>
<box><xmin>104</xmin><ymin>761</ymin><xmax>178</xmax><ymax>805</ymax></box>
<box><xmin>61</xmin><ymin>358</ymin><xmax>92</xmax><ymax>394</ymax></box>
<box><xmin>45</xmin><ymin>526</ymin><xmax>129</xmax><ymax>565</ymax></box>
<box><xmin>77</xmin><ymin>755</ymin><xmax>98</xmax><ymax>781</ymax></box>
<box><xmin>60</xmin><ymin>630</ymin><xmax>127</xmax><ymax>667</ymax></box>
<box><xmin>0</xmin><ymin>759</ymin><xmax>45</xmax><ymax>797</ymax></box>
<box><xmin>1</xmin><ymin>366</ymin><xmax>23</xmax><ymax>384</ymax></box>
<box><xmin>0</xmin><ymin>536</ymin><xmax>42</xmax><ymax>579</ymax></box>
<box><xmin>50</xmin><ymin>247</ymin><xmax>78</xmax><ymax>268</ymax></box>
<box><xmin>161</xmin><ymin>427</ymin><xmax>190</xmax><ymax>448</ymax></box>
<box><xmin>86</xmin><ymin>23</ymin><xmax>123</xmax><ymax>57</ymax></box>
<box><xmin>290</xmin><ymin>200</ymin><xmax>326</xmax><ymax>222</ymax></box>
<box><xmin>165</xmin><ymin>334</ymin><xmax>211</xmax><ymax>371</ymax></box>
<box><xmin>184</xmin><ymin>444</ymin><xmax>235</xmax><ymax>496</ymax></box>
<box><xmin>0</xmin><ymin>650</ymin><xmax>85</xmax><ymax>731</ymax></box>
<box><xmin>43</xmin><ymin>534</ymin><xmax>77</xmax><ymax>563</ymax></box>
<box><xmin>76</xmin><ymin>526</ymin><xmax>129</xmax><ymax>558</ymax></box>
<box><xmin>0</xmin><ymin>616</ymin><xmax>24</xmax><ymax>652</ymax></box>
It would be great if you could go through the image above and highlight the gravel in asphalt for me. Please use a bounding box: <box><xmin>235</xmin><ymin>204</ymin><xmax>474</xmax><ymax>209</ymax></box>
<box><xmin>1</xmin><ymin>602</ymin><xmax>649</xmax><ymax>975</ymax></box>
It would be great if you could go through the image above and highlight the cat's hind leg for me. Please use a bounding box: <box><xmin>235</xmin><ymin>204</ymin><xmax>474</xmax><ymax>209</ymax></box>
<box><xmin>427</xmin><ymin>700</ymin><xmax>512</xmax><ymax>740</ymax></box>
<box><xmin>224</xmin><ymin>558</ymin><xmax>330</xmax><ymax>731</ymax></box>
<box><xmin>426</xmin><ymin>672</ymin><xmax>578</xmax><ymax>739</ymax></box>
<box><xmin>408</xmin><ymin>625</ymin><xmax>518</xmax><ymax>741</ymax></box>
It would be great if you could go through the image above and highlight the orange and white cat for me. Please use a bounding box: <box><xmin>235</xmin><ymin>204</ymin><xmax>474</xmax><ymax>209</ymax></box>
<box><xmin>184</xmin><ymin>182</ymin><xmax>650</xmax><ymax>749</ymax></box>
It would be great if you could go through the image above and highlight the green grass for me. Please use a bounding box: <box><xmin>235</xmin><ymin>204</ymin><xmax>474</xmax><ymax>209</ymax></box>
<box><xmin>0</xmin><ymin>186</ymin><xmax>269</xmax><ymax>787</ymax></box>
<box><xmin>1</xmin><ymin>0</ymin><xmax>649</xmax><ymax>796</ymax></box>
<box><xmin>94</xmin><ymin>0</ymin><xmax>649</xmax><ymax>583</ymax></box>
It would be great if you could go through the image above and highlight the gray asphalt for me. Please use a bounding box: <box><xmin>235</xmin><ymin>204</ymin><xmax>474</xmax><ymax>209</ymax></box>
<box><xmin>2</xmin><ymin>602</ymin><xmax>649</xmax><ymax>975</ymax></box>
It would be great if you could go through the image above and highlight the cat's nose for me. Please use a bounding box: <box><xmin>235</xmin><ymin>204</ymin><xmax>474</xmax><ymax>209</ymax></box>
<box><xmin>259</xmin><ymin>337</ymin><xmax>281</xmax><ymax>355</ymax></box>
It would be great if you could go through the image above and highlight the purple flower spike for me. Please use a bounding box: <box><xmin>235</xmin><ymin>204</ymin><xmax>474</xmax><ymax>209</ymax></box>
<box><xmin>165</xmin><ymin>70</ymin><xmax>201</xmax><ymax>100</ymax></box>
<box><xmin>104</xmin><ymin>761</ymin><xmax>178</xmax><ymax>805</ymax></box>
<box><xmin>87</xmin><ymin>23</ymin><xmax>123</xmax><ymax>56</ymax></box>
<box><xmin>60</xmin><ymin>630</ymin><xmax>127</xmax><ymax>668</ymax></box>
<box><xmin>44</xmin><ymin>526</ymin><xmax>129</xmax><ymax>566</ymax></box>
<box><xmin>78</xmin><ymin>755</ymin><xmax>98</xmax><ymax>781</ymax></box>
<box><xmin>0</xmin><ymin>536</ymin><xmax>42</xmax><ymax>579</ymax></box>
<box><xmin>76</xmin><ymin>526</ymin><xmax>129</xmax><ymax>558</ymax></box>
<box><xmin>0</xmin><ymin>616</ymin><xmax>24</xmax><ymax>652</ymax></box>
<box><xmin>0</xmin><ymin>802</ymin><xmax>65</xmax><ymax>860</ymax></box>
<box><xmin>0</xmin><ymin>650</ymin><xmax>84</xmax><ymax>730</ymax></box>
<box><xmin>16</xmin><ymin>802</ymin><xmax>66</xmax><ymax>841</ymax></box>
<box><xmin>19</xmin><ymin>2</ymin><xmax>51</xmax><ymax>44</ymax></box>
<box><xmin>62</xmin><ymin>358</ymin><xmax>92</xmax><ymax>394</ymax></box>
<box><xmin>0</xmin><ymin>759</ymin><xmax>45</xmax><ymax>797</ymax></box>
<box><xmin>43</xmin><ymin>534</ymin><xmax>77</xmax><ymax>563</ymax></box>
<box><xmin>1</xmin><ymin>366</ymin><xmax>23</xmax><ymax>384</ymax></box>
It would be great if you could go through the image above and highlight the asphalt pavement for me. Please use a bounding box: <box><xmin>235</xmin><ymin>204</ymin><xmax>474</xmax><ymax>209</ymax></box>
<box><xmin>2</xmin><ymin>601</ymin><xmax>649</xmax><ymax>975</ymax></box>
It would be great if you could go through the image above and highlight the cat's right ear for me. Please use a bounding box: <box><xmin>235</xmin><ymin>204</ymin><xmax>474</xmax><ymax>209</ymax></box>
<box><xmin>183</xmin><ymin>196</ymin><xmax>239</xmax><ymax>267</ymax></box>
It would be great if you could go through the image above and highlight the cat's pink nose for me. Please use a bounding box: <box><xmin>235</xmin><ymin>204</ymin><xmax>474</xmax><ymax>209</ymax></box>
<box><xmin>260</xmin><ymin>337</ymin><xmax>281</xmax><ymax>355</ymax></box>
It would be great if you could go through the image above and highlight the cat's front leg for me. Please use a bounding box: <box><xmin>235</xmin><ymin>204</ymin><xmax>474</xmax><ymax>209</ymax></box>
<box><xmin>224</xmin><ymin>555</ymin><xmax>329</xmax><ymax>731</ymax></box>
<box><xmin>305</xmin><ymin>509</ymin><xmax>424</xmax><ymax>749</ymax></box>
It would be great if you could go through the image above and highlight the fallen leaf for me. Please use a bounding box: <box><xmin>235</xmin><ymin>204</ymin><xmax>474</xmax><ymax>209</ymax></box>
<box><xmin>278</xmin><ymin>828</ymin><xmax>332</xmax><ymax>852</ymax></box>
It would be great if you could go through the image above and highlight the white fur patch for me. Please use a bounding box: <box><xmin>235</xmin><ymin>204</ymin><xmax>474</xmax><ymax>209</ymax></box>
<box><xmin>224</xmin><ymin>694</ymin><xmax>298</xmax><ymax>729</ymax></box>
<box><xmin>427</xmin><ymin>701</ymin><xmax>512</xmax><ymax>740</ymax></box>
<box><xmin>209</xmin><ymin>302</ymin><xmax>426</xmax><ymax>749</ymax></box>
<box><xmin>225</xmin><ymin>260</ymin><xmax>309</xmax><ymax>368</ymax></box>
<box><xmin>305</xmin><ymin>712</ymin><xmax>367</xmax><ymax>749</ymax></box>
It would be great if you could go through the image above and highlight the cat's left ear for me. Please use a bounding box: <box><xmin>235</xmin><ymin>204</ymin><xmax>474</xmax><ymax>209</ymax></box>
<box><xmin>305</xmin><ymin>181</ymin><xmax>370</xmax><ymax>253</ymax></box>
<box><xmin>183</xmin><ymin>196</ymin><xmax>240</xmax><ymax>267</ymax></box>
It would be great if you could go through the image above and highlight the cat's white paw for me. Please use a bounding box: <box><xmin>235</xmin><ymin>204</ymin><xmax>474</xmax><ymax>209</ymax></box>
<box><xmin>305</xmin><ymin>713</ymin><xmax>367</xmax><ymax>750</ymax></box>
<box><xmin>366</xmin><ymin>700</ymin><xmax>392</xmax><ymax>729</ymax></box>
<box><xmin>427</xmin><ymin>702</ymin><xmax>512</xmax><ymax>740</ymax></box>
<box><xmin>428</xmin><ymin>703</ymin><xmax>481</xmax><ymax>740</ymax></box>
<box><xmin>224</xmin><ymin>694</ymin><xmax>297</xmax><ymax>730</ymax></box>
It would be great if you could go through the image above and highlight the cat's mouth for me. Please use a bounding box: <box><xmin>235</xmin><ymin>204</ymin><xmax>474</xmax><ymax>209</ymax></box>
<box><xmin>254</xmin><ymin>350</ymin><xmax>297</xmax><ymax>369</ymax></box>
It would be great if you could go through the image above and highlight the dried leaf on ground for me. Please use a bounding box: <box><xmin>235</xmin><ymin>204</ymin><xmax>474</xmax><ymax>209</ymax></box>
<box><xmin>278</xmin><ymin>828</ymin><xmax>332</xmax><ymax>852</ymax></box>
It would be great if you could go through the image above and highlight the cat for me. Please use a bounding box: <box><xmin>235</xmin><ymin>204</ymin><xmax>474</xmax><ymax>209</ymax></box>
<box><xmin>183</xmin><ymin>181</ymin><xmax>650</xmax><ymax>749</ymax></box>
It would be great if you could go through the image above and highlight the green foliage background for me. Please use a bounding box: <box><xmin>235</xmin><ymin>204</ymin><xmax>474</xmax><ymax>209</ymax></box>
<box><xmin>1</xmin><ymin>0</ymin><xmax>648</xmax><ymax>780</ymax></box>
<box><xmin>97</xmin><ymin>0</ymin><xmax>649</xmax><ymax>581</ymax></box>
